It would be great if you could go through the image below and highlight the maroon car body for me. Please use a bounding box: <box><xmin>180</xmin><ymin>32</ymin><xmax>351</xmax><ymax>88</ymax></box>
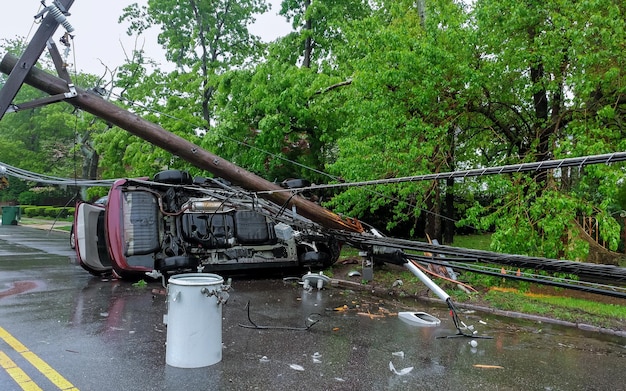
<box><xmin>104</xmin><ymin>178</ymin><xmax>157</xmax><ymax>278</ymax></box>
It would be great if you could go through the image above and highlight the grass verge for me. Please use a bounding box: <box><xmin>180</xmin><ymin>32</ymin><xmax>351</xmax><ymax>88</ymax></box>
<box><xmin>334</xmin><ymin>235</ymin><xmax>625</xmax><ymax>332</ymax></box>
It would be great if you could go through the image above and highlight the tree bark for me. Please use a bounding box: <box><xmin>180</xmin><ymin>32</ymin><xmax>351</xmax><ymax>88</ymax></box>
<box><xmin>302</xmin><ymin>0</ymin><xmax>312</xmax><ymax>68</ymax></box>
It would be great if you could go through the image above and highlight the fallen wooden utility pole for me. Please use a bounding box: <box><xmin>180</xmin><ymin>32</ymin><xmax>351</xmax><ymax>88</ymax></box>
<box><xmin>0</xmin><ymin>53</ymin><xmax>364</xmax><ymax>233</ymax></box>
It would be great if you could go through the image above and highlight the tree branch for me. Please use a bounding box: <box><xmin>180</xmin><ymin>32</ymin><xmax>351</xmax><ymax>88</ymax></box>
<box><xmin>312</xmin><ymin>78</ymin><xmax>352</xmax><ymax>96</ymax></box>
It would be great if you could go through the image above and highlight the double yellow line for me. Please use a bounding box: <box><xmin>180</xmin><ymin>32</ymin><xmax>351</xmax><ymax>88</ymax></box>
<box><xmin>0</xmin><ymin>326</ymin><xmax>79</xmax><ymax>391</ymax></box>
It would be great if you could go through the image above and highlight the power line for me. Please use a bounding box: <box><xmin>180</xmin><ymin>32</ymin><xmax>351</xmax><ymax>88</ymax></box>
<box><xmin>0</xmin><ymin>161</ymin><xmax>115</xmax><ymax>187</ymax></box>
<box><xmin>255</xmin><ymin>152</ymin><xmax>626</xmax><ymax>194</ymax></box>
<box><xmin>106</xmin><ymin>92</ymin><xmax>463</xmax><ymax>225</ymax></box>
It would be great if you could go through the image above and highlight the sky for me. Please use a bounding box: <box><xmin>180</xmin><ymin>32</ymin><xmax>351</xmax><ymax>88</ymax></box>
<box><xmin>0</xmin><ymin>0</ymin><xmax>292</xmax><ymax>75</ymax></box>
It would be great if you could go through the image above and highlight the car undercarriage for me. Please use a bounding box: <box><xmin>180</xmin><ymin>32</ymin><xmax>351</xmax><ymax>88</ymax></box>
<box><xmin>75</xmin><ymin>170</ymin><xmax>340</xmax><ymax>280</ymax></box>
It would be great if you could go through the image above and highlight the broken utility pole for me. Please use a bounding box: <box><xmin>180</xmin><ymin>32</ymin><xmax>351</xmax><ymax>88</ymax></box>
<box><xmin>0</xmin><ymin>53</ymin><xmax>364</xmax><ymax>233</ymax></box>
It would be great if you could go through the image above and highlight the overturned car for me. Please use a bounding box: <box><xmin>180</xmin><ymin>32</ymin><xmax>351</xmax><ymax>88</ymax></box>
<box><xmin>74</xmin><ymin>170</ymin><xmax>340</xmax><ymax>280</ymax></box>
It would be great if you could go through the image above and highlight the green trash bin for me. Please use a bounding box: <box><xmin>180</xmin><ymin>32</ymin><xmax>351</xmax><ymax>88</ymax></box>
<box><xmin>1</xmin><ymin>206</ymin><xmax>20</xmax><ymax>225</ymax></box>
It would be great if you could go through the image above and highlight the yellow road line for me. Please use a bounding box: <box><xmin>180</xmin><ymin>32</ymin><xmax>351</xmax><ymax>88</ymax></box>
<box><xmin>0</xmin><ymin>326</ymin><xmax>79</xmax><ymax>391</ymax></box>
<box><xmin>0</xmin><ymin>350</ymin><xmax>42</xmax><ymax>391</ymax></box>
<box><xmin>0</xmin><ymin>327</ymin><xmax>28</xmax><ymax>353</ymax></box>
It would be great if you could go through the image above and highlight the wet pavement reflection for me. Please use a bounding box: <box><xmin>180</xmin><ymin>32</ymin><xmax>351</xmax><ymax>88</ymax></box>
<box><xmin>0</xmin><ymin>225</ymin><xmax>624</xmax><ymax>390</ymax></box>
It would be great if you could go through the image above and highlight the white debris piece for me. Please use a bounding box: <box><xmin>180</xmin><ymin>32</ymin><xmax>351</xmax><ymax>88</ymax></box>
<box><xmin>312</xmin><ymin>352</ymin><xmax>322</xmax><ymax>363</ymax></box>
<box><xmin>289</xmin><ymin>364</ymin><xmax>305</xmax><ymax>371</ymax></box>
<box><xmin>259</xmin><ymin>356</ymin><xmax>270</xmax><ymax>363</ymax></box>
<box><xmin>392</xmin><ymin>351</ymin><xmax>405</xmax><ymax>358</ymax></box>
<box><xmin>311</xmin><ymin>352</ymin><xmax>322</xmax><ymax>364</ymax></box>
<box><xmin>398</xmin><ymin>311</ymin><xmax>441</xmax><ymax>327</ymax></box>
<box><xmin>469</xmin><ymin>340</ymin><xmax>478</xmax><ymax>348</ymax></box>
<box><xmin>389</xmin><ymin>361</ymin><xmax>413</xmax><ymax>376</ymax></box>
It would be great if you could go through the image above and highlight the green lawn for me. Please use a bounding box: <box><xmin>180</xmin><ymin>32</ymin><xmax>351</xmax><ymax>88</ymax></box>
<box><xmin>338</xmin><ymin>233</ymin><xmax>625</xmax><ymax>331</ymax></box>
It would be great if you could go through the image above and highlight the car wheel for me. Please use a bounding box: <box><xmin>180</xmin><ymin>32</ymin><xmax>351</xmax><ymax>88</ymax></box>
<box><xmin>153</xmin><ymin>170</ymin><xmax>193</xmax><ymax>185</ymax></box>
<box><xmin>156</xmin><ymin>256</ymin><xmax>198</xmax><ymax>272</ymax></box>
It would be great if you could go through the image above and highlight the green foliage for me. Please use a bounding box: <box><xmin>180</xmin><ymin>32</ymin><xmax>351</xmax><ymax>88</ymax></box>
<box><xmin>0</xmin><ymin>37</ymin><xmax>115</xmax><ymax>206</ymax></box>
<box><xmin>23</xmin><ymin>206</ymin><xmax>45</xmax><ymax>218</ymax></box>
<box><xmin>0</xmin><ymin>176</ymin><xmax>28</xmax><ymax>203</ymax></box>
<box><xmin>321</xmin><ymin>1</ymin><xmax>472</xmax><ymax>236</ymax></box>
<box><xmin>451</xmin><ymin>234</ymin><xmax>493</xmax><ymax>251</ymax></box>
<box><xmin>212</xmin><ymin>63</ymin><xmax>351</xmax><ymax>182</ymax></box>
<box><xmin>280</xmin><ymin>0</ymin><xmax>372</xmax><ymax>70</ymax></box>
<box><xmin>132</xmin><ymin>279</ymin><xmax>148</xmax><ymax>288</ymax></box>
<box><xmin>483</xmin><ymin>289</ymin><xmax>626</xmax><ymax>324</ymax></box>
<box><xmin>449</xmin><ymin>0</ymin><xmax>626</xmax><ymax>257</ymax></box>
<box><xmin>0</xmin><ymin>75</ymin><xmax>102</xmax><ymax>179</ymax></box>
<box><xmin>15</xmin><ymin>186</ymin><xmax>73</xmax><ymax>207</ymax></box>
<box><xmin>107</xmin><ymin>0</ymin><xmax>271</xmax><ymax>174</ymax></box>
<box><xmin>86</xmin><ymin>187</ymin><xmax>109</xmax><ymax>201</ymax></box>
<box><xmin>18</xmin><ymin>191</ymin><xmax>44</xmax><ymax>206</ymax></box>
<box><xmin>21</xmin><ymin>206</ymin><xmax>74</xmax><ymax>219</ymax></box>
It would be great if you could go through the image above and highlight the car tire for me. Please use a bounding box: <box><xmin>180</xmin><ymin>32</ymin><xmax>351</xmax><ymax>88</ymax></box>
<box><xmin>153</xmin><ymin>170</ymin><xmax>193</xmax><ymax>185</ymax></box>
<box><xmin>298</xmin><ymin>250</ymin><xmax>331</xmax><ymax>265</ymax></box>
<box><xmin>156</xmin><ymin>256</ymin><xmax>198</xmax><ymax>272</ymax></box>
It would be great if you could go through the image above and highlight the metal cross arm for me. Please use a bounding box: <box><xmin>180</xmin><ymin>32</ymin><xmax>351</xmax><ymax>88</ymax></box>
<box><xmin>0</xmin><ymin>0</ymin><xmax>75</xmax><ymax>120</ymax></box>
<box><xmin>4</xmin><ymin>38</ymin><xmax>77</xmax><ymax>114</ymax></box>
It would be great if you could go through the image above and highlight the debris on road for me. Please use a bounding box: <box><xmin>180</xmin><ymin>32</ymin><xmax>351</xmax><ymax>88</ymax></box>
<box><xmin>389</xmin><ymin>361</ymin><xmax>413</xmax><ymax>375</ymax></box>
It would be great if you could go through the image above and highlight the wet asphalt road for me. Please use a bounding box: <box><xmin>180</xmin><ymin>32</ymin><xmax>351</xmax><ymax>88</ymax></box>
<box><xmin>0</xmin><ymin>224</ymin><xmax>625</xmax><ymax>390</ymax></box>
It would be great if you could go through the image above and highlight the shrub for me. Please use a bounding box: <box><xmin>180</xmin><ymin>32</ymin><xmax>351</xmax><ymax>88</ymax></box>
<box><xmin>86</xmin><ymin>187</ymin><xmax>110</xmax><ymax>201</ymax></box>
<box><xmin>18</xmin><ymin>192</ymin><xmax>40</xmax><ymax>205</ymax></box>
<box><xmin>33</xmin><ymin>206</ymin><xmax>46</xmax><ymax>217</ymax></box>
<box><xmin>44</xmin><ymin>207</ymin><xmax>55</xmax><ymax>218</ymax></box>
<box><xmin>57</xmin><ymin>208</ymin><xmax>72</xmax><ymax>218</ymax></box>
<box><xmin>21</xmin><ymin>206</ymin><xmax>74</xmax><ymax>220</ymax></box>
<box><xmin>23</xmin><ymin>206</ymin><xmax>39</xmax><ymax>218</ymax></box>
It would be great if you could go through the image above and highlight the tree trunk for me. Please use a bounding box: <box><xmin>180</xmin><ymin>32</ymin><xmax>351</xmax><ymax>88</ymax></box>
<box><xmin>302</xmin><ymin>0</ymin><xmax>312</xmax><ymax>68</ymax></box>
<box><xmin>424</xmin><ymin>184</ymin><xmax>442</xmax><ymax>243</ymax></box>
<box><xmin>443</xmin><ymin>125</ymin><xmax>456</xmax><ymax>244</ymax></box>
<box><xmin>529</xmin><ymin>26</ymin><xmax>551</xmax><ymax>185</ymax></box>
<box><xmin>443</xmin><ymin>177</ymin><xmax>454</xmax><ymax>244</ymax></box>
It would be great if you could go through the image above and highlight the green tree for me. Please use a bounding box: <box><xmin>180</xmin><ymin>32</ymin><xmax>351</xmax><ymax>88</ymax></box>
<box><xmin>212</xmin><ymin>61</ymin><xmax>351</xmax><ymax>182</ymax></box>
<box><xmin>323</xmin><ymin>0</ymin><xmax>472</xmax><ymax>242</ymax></box>
<box><xmin>1</xmin><ymin>36</ymin><xmax>116</xmax><ymax>204</ymax></box>
<box><xmin>208</xmin><ymin>1</ymin><xmax>373</xmax><ymax>183</ymax></box>
<box><xmin>460</xmin><ymin>0</ymin><xmax>626</xmax><ymax>259</ymax></box>
<box><xmin>102</xmin><ymin>0</ymin><xmax>270</xmax><ymax>176</ymax></box>
<box><xmin>121</xmin><ymin>0</ymin><xmax>268</xmax><ymax>125</ymax></box>
<box><xmin>279</xmin><ymin>0</ymin><xmax>371</xmax><ymax>69</ymax></box>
